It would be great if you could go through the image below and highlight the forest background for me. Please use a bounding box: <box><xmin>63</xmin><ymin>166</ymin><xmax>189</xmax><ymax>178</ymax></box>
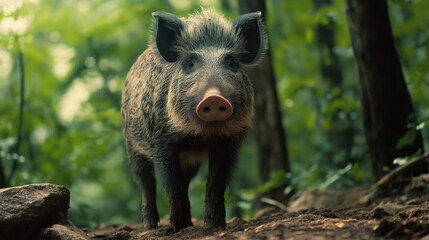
<box><xmin>1</xmin><ymin>0</ymin><xmax>428</xmax><ymax>228</ymax></box>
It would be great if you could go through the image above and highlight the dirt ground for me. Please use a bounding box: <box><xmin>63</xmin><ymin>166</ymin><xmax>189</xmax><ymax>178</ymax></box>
<box><xmin>87</xmin><ymin>174</ymin><xmax>429</xmax><ymax>240</ymax></box>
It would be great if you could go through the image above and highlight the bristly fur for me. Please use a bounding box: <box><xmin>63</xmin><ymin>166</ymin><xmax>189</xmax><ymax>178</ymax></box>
<box><xmin>175</xmin><ymin>9</ymin><xmax>245</xmax><ymax>54</ymax></box>
<box><xmin>148</xmin><ymin>8</ymin><xmax>267</xmax><ymax>64</ymax></box>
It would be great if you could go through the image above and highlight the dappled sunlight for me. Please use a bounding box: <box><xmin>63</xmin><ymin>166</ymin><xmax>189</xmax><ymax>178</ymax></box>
<box><xmin>50</xmin><ymin>44</ymin><xmax>75</xmax><ymax>79</ymax></box>
<box><xmin>58</xmin><ymin>80</ymin><xmax>91</xmax><ymax>123</ymax></box>
<box><xmin>58</xmin><ymin>73</ymin><xmax>104</xmax><ymax>123</ymax></box>
<box><xmin>0</xmin><ymin>0</ymin><xmax>38</xmax><ymax>35</ymax></box>
<box><xmin>30</xmin><ymin>125</ymin><xmax>49</xmax><ymax>145</ymax></box>
<box><xmin>0</xmin><ymin>0</ymin><xmax>24</xmax><ymax>15</ymax></box>
<box><xmin>0</xmin><ymin>49</ymin><xmax>13</xmax><ymax>81</ymax></box>
<box><xmin>0</xmin><ymin>16</ymin><xmax>31</xmax><ymax>35</ymax></box>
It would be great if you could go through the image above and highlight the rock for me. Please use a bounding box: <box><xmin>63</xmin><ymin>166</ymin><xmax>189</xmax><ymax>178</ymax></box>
<box><xmin>38</xmin><ymin>223</ymin><xmax>90</xmax><ymax>240</ymax></box>
<box><xmin>88</xmin><ymin>224</ymin><xmax>143</xmax><ymax>239</ymax></box>
<box><xmin>288</xmin><ymin>188</ymin><xmax>366</xmax><ymax>212</ymax></box>
<box><xmin>0</xmin><ymin>183</ymin><xmax>70</xmax><ymax>240</ymax></box>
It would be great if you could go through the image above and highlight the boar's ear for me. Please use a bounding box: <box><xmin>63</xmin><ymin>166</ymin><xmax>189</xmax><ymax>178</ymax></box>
<box><xmin>152</xmin><ymin>12</ymin><xmax>184</xmax><ymax>62</ymax></box>
<box><xmin>233</xmin><ymin>12</ymin><xmax>267</xmax><ymax>64</ymax></box>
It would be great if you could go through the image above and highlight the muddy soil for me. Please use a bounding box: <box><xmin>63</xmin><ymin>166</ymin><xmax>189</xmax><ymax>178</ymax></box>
<box><xmin>87</xmin><ymin>175</ymin><xmax>429</xmax><ymax>240</ymax></box>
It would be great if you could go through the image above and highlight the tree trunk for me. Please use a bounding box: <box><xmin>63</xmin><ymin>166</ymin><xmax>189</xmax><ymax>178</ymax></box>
<box><xmin>237</xmin><ymin>0</ymin><xmax>291</xmax><ymax>201</ymax></box>
<box><xmin>345</xmin><ymin>0</ymin><xmax>426</xmax><ymax>180</ymax></box>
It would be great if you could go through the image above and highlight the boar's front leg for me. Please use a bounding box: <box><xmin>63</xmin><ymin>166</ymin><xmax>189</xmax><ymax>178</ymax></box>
<box><xmin>137</xmin><ymin>161</ymin><xmax>159</xmax><ymax>229</ymax></box>
<box><xmin>205</xmin><ymin>136</ymin><xmax>242</xmax><ymax>229</ymax></box>
<box><xmin>127</xmin><ymin>145</ymin><xmax>160</xmax><ymax>230</ymax></box>
<box><xmin>157</xmin><ymin>147</ymin><xmax>193</xmax><ymax>232</ymax></box>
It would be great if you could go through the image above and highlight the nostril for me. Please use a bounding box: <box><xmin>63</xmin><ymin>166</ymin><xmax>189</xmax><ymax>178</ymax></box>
<box><xmin>203</xmin><ymin>106</ymin><xmax>211</xmax><ymax>113</ymax></box>
<box><xmin>219</xmin><ymin>106</ymin><xmax>227</xmax><ymax>112</ymax></box>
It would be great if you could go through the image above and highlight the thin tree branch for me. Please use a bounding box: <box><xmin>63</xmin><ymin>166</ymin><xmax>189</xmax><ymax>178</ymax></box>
<box><xmin>7</xmin><ymin>48</ymin><xmax>25</xmax><ymax>185</ymax></box>
<box><xmin>260</xmin><ymin>197</ymin><xmax>288</xmax><ymax>211</ymax></box>
<box><xmin>365</xmin><ymin>152</ymin><xmax>429</xmax><ymax>201</ymax></box>
<box><xmin>0</xmin><ymin>158</ymin><xmax>6</xmax><ymax>188</ymax></box>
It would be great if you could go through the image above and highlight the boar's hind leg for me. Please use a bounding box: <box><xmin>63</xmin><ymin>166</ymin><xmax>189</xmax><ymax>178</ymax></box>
<box><xmin>205</xmin><ymin>137</ymin><xmax>241</xmax><ymax>229</ymax></box>
<box><xmin>133</xmin><ymin>154</ymin><xmax>160</xmax><ymax>229</ymax></box>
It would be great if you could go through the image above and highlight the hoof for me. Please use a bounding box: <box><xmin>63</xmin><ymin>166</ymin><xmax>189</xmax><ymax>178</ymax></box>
<box><xmin>204</xmin><ymin>220</ymin><xmax>226</xmax><ymax>230</ymax></box>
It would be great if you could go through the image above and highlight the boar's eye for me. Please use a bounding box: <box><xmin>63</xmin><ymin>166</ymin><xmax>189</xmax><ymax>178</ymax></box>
<box><xmin>225</xmin><ymin>55</ymin><xmax>239</xmax><ymax>72</ymax></box>
<box><xmin>183</xmin><ymin>58</ymin><xmax>195</xmax><ymax>72</ymax></box>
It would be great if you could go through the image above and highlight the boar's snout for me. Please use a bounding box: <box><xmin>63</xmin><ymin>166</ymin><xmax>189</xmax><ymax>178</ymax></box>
<box><xmin>195</xmin><ymin>88</ymin><xmax>233</xmax><ymax>122</ymax></box>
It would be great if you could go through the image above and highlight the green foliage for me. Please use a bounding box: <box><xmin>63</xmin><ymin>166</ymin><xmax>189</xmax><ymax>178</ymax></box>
<box><xmin>231</xmin><ymin>170</ymin><xmax>289</xmax><ymax>219</ymax></box>
<box><xmin>0</xmin><ymin>0</ymin><xmax>154</xmax><ymax>227</ymax></box>
<box><xmin>1</xmin><ymin>0</ymin><xmax>428</xmax><ymax>227</ymax></box>
<box><xmin>388</xmin><ymin>0</ymin><xmax>429</xmax><ymax>148</ymax></box>
<box><xmin>266</xmin><ymin>0</ymin><xmax>373</xmax><ymax>189</ymax></box>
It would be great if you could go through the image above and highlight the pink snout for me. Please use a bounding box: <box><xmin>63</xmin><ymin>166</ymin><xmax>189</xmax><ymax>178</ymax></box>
<box><xmin>196</xmin><ymin>89</ymin><xmax>233</xmax><ymax>122</ymax></box>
